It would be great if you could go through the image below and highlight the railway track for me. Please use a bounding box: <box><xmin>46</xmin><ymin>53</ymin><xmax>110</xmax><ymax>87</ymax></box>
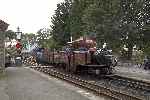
<box><xmin>102</xmin><ymin>75</ymin><xmax>150</xmax><ymax>100</ymax></box>
<box><xmin>23</xmin><ymin>58</ymin><xmax>149</xmax><ymax>100</ymax></box>
<box><xmin>30</xmin><ymin>66</ymin><xmax>144</xmax><ymax>100</ymax></box>
<box><xmin>108</xmin><ymin>75</ymin><xmax>150</xmax><ymax>92</ymax></box>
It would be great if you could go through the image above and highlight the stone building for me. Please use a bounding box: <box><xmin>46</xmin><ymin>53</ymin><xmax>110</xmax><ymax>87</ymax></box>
<box><xmin>0</xmin><ymin>19</ymin><xmax>9</xmax><ymax>73</ymax></box>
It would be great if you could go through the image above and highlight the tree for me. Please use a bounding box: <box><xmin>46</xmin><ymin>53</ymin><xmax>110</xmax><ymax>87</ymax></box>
<box><xmin>21</xmin><ymin>33</ymin><xmax>36</xmax><ymax>49</ymax></box>
<box><xmin>50</xmin><ymin>0</ymin><xmax>72</xmax><ymax>47</ymax></box>
<box><xmin>36</xmin><ymin>28</ymin><xmax>51</xmax><ymax>48</ymax></box>
<box><xmin>4</xmin><ymin>30</ymin><xmax>17</xmax><ymax>56</ymax></box>
<box><xmin>4</xmin><ymin>30</ymin><xmax>16</xmax><ymax>40</ymax></box>
<box><xmin>82</xmin><ymin>0</ymin><xmax>120</xmax><ymax>48</ymax></box>
<box><xmin>50</xmin><ymin>0</ymin><xmax>150</xmax><ymax>60</ymax></box>
<box><xmin>139</xmin><ymin>0</ymin><xmax>150</xmax><ymax>55</ymax></box>
<box><xmin>4</xmin><ymin>30</ymin><xmax>16</xmax><ymax>49</ymax></box>
<box><xmin>69</xmin><ymin>0</ymin><xmax>95</xmax><ymax>39</ymax></box>
<box><xmin>117</xmin><ymin>0</ymin><xmax>150</xmax><ymax>59</ymax></box>
<box><xmin>82</xmin><ymin>0</ymin><xmax>150</xmax><ymax>59</ymax></box>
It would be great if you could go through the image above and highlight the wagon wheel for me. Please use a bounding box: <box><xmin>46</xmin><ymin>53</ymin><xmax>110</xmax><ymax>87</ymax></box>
<box><xmin>61</xmin><ymin>63</ymin><xmax>66</xmax><ymax>70</ymax></box>
<box><xmin>70</xmin><ymin>64</ymin><xmax>77</xmax><ymax>74</ymax></box>
<box><xmin>65</xmin><ymin>61</ymin><xmax>70</xmax><ymax>72</ymax></box>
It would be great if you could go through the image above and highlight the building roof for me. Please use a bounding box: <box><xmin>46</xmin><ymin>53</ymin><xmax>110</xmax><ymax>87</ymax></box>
<box><xmin>0</xmin><ymin>19</ymin><xmax>9</xmax><ymax>32</ymax></box>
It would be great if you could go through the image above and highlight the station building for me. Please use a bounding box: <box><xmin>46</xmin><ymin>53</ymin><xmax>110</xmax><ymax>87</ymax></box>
<box><xmin>0</xmin><ymin>19</ymin><xmax>9</xmax><ymax>73</ymax></box>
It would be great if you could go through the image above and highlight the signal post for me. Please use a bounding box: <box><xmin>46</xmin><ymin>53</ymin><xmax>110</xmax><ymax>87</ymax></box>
<box><xmin>15</xmin><ymin>27</ymin><xmax>22</xmax><ymax>66</ymax></box>
<box><xmin>15</xmin><ymin>27</ymin><xmax>22</xmax><ymax>53</ymax></box>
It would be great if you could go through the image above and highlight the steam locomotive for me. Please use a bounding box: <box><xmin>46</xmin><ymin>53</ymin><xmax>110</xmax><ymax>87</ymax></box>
<box><xmin>31</xmin><ymin>37</ymin><xmax>117</xmax><ymax>75</ymax></box>
<box><xmin>32</xmin><ymin>47</ymin><xmax>117</xmax><ymax>75</ymax></box>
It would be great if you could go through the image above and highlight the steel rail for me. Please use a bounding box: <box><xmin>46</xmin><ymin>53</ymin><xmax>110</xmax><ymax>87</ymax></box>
<box><xmin>110</xmin><ymin>75</ymin><xmax>150</xmax><ymax>91</ymax></box>
<box><xmin>31</xmin><ymin>66</ymin><xmax>143</xmax><ymax>100</ymax></box>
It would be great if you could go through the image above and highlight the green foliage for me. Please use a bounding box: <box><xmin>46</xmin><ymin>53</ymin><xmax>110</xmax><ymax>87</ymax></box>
<box><xmin>69</xmin><ymin>0</ymin><xmax>95</xmax><ymax>39</ymax></box>
<box><xmin>4</xmin><ymin>30</ymin><xmax>16</xmax><ymax>40</ymax></box>
<box><xmin>81</xmin><ymin>0</ymin><xmax>150</xmax><ymax>59</ymax></box>
<box><xmin>118</xmin><ymin>0</ymin><xmax>150</xmax><ymax>59</ymax></box>
<box><xmin>82</xmin><ymin>0</ymin><xmax>121</xmax><ymax>48</ymax></box>
<box><xmin>36</xmin><ymin>28</ymin><xmax>51</xmax><ymax>48</ymax></box>
<box><xmin>49</xmin><ymin>0</ymin><xmax>150</xmax><ymax>60</ymax></box>
<box><xmin>3</xmin><ymin>30</ymin><xmax>17</xmax><ymax>56</ymax></box>
<box><xmin>50</xmin><ymin>0</ymin><xmax>72</xmax><ymax>47</ymax></box>
<box><xmin>21</xmin><ymin>33</ymin><xmax>36</xmax><ymax>49</ymax></box>
<box><xmin>46</xmin><ymin>37</ymin><xmax>61</xmax><ymax>49</ymax></box>
<box><xmin>142</xmin><ymin>41</ymin><xmax>150</xmax><ymax>56</ymax></box>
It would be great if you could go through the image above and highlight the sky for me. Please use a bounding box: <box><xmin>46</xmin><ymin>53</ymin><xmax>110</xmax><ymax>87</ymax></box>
<box><xmin>0</xmin><ymin>0</ymin><xmax>63</xmax><ymax>33</ymax></box>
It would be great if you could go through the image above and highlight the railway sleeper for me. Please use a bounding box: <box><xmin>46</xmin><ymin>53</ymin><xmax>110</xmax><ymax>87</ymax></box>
<box><xmin>31</xmin><ymin>67</ymin><xmax>144</xmax><ymax>100</ymax></box>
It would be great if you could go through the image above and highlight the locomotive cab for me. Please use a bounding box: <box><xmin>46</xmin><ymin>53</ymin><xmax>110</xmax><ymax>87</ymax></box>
<box><xmin>92</xmin><ymin>48</ymin><xmax>117</xmax><ymax>67</ymax></box>
<box><xmin>81</xmin><ymin>48</ymin><xmax>117</xmax><ymax>75</ymax></box>
<box><xmin>64</xmin><ymin>37</ymin><xmax>117</xmax><ymax>75</ymax></box>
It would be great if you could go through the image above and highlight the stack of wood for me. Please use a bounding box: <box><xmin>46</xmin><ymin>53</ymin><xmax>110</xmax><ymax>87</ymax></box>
<box><xmin>23</xmin><ymin>56</ymin><xmax>38</xmax><ymax>66</ymax></box>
